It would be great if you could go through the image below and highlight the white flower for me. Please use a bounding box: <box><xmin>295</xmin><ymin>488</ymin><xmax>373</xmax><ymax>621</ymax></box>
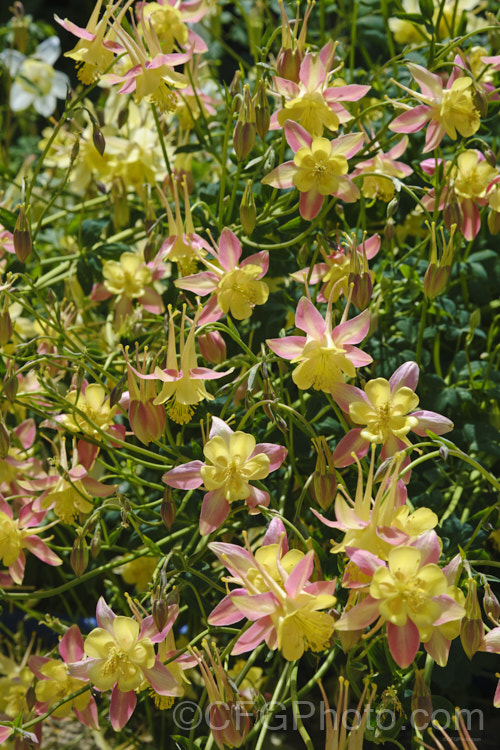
<box><xmin>0</xmin><ymin>37</ymin><xmax>69</xmax><ymax>116</ymax></box>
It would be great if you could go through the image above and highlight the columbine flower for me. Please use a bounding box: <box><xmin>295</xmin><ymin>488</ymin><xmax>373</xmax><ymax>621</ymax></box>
<box><xmin>291</xmin><ymin>232</ymin><xmax>380</xmax><ymax>304</ymax></box>
<box><xmin>122</xmin><ymin>345</ymin><xmax>166</xmax><ymax>444</ymax></box>
<box><xmin>335</xmin><ymin>546</ymin><xmax>465</xmax><ymax>668</ymax></box>
<box><xmin>69</xmin><ymin>597</ymin><xmax>182</xmax><ymax>730</ymax></box>
<box><xmin>262</xmin><ymin>121</ymin><xmax>364</xmax><ymax>220</ymax></box>
<box><xmin>174</xmin><ymin>228</ymin><xmax>269</xmax><ymax>325</ymax></box>
<box><xmin>55</xmin><ymin>0</ymin><xmax>127</xmax><ymax>85</ymax></box>
<box><xmin>158</xmin><ymin>179</ymin><xmax>211</xmax><ymax>275</ymax></box>
<box><xmin>0</xmin><ymin>37</ymin><xmax>69</xmax><ymax>116</ymax></box>
<box><xmin>208</xmin><ymin>519</ymin><xmax>337</xmax><ymax>661</ymax></box>
<box><xmin>352</xmin><ymin>136</ymin><xmax>413</xmax><ymax>202</ymax></box>
<box><xmin>140</xmin><ymin>0</ymin><xmax>209</xmax><ymax>54</ymax></box>
<box><xmin>421</xmin><ymin>151</ymin><xmax>498</xmax><ymax>241</ymax></box>
<box><xmin>389</xmin><ymin>62</ymin><xmax>481</xmax><ymax>152</ymax></box>
<box><xmin>59</xmin><ymin>382</ymin><xmax>122</xmax><ymax>440</ymax></box>
<box><xmin>90</xmin><ymin>250</ymin><xmax>164</xmax><ymax>327</ymax></box>
<box><xmin>331</xmin><ymin>361</ymin><xmax>454</xmax><ymax>467</ymax></box>
<box><xmin>28</xmin><ymin>625</ymin><xmax>98</xmax><ymax>728</ymax></box>
<box><xmin>162</xmin><ymin>416</ymin><xmax>286</xmax><ymax>534</ymax></box>
<box><xmin>0</xmin><ymin>496</ymin><xmax>62</xmax><ymax>584</ymax></box>
<box><xmin>267</xmin><ymin>296</ymin><xmax>372</xmax><ymax>394</ymax></box>
<box><xmin>135</xmin><ymin>306</ymin><xmax>230</xmax><ymax>424</ymax></box>
<box><xmin>106</xmin><ymin>7</ymin><xmax>192</xmax><ymax>113</ymax></box>
<box><xmin>270</xmin><ymin>41</ymin><xmax>370</xmax><ymax>137</ymax></box>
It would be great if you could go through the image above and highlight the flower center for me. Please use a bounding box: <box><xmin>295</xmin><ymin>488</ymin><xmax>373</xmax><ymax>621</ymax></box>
<box><xmin>437</xmin><ymin>80</ymin><xmax>480</xmax><ymax>138</ymax></box>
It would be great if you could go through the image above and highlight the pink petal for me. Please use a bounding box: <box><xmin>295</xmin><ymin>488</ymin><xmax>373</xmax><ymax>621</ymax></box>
<box><xmin>262</xmin><ymin>518</ymin><xmax>288</xmax><ymax>549</ymax></box>
<box><xmin>175</xmin><ymin>272</ymin><xmax>219</xmax><ymax>295</ymax></box>
<box><xmin>10</xmin><ymin>552</ymin><xmax>25</xmax><ymax>584</ymax></box>
<box><xmin>345</xmin><ymin>547</ymin><xmax>385</xmax><ymax>576</ymax></box>
<box><xmin>284</xmin><ymin>120</ymin><xmax>313</xmax><ymax>152</ymax></box>
<box><xmin>333</xmin><ymin>429</ymin><xmax>369</xmax><ymax>467</ymax></box>
<box><xmin>390</xmin><ymin>105</ymin><xmax>431</xmax><ymax>133</ymax></box>
<box><xmin>74</xmin><ymin>697</ymin><xmax>99</xmax><ymax>730</ymax></box>
<box><xmin>423</xmin><ymin>120</ymin><xmax>445</xmax><ymax>152</ymax></box>
<box><xmin>295</xmin><ymin>297</ymin><xmax>326</xmax><ymax>338</ymax></box>
<box><xmin>218</xmin><ymin>228</ymin><xmax>242</xmax><ymax>270</ymax></box>
<box><xmin>189</xmin><ymin>367</ymin><xmax>230</xmax><ymax>380</ymax></box>
<box><xmin>232</xmin><ymin>616</ymin><xmax>275</xmax><ymax>654</ymax></box>
<box><xmin>82</xmin><ymin>476</ymin><xmax>117</xmax><ymax>498</ymax></box>
<box><xmin>432</xmin><ymin>595</ymin><xmax>466</xmax><ymax>625</ymax></box>
<box><xmin>410</xmin><ymin>530</ymin><xmax>441</xmax><ymax>566</ymax></box>
<box><xmin>162</xmin><ymin>461</ymin><xmax>204</xmax><ymax>489</ymax></box>
<box><xmin>285</xmin><ymin>550</ymin><xmax>314</xmax><ymax>597</ymax></box>
<box><xmin>28</xmin><ymin>655</ymin><xmax>50</xmax><ymax>680</ymax></box>
<box><xmin>231</xmin><ymin>590</ymin><xmax>278</xmax><ymax>619</ymax></box>
<box><xmin>407</xmin><ymin>63</ymin><xmax>443</xmax><ymax>98</ymax></box>
<box><xmin>199</xmin><ymin>490</ymin><xmax>230</xmax><ymax>535</ymax></box>
<box><xmin>330</xmin><ymin>382</ymin><xmax>367</xmax><ymax>413</ymax></box>
<box><xmin>245</xmin><ymin>485</ymin><xmax>270</xmax><ymax>511</ymax></box>
<box><xmin>252</xmin><ymin>443</ymin><xmax>287</xmax><ymax>472</ymax></box>
<box><xmin>60</xmin><ymin>625</ymin><xmax>85</xmax><ymax>663</ymax></box>
<box><xmin>23</xmin><ymin>536</ymin><xmax>62</xmax><ymax>566</ymax></box>
<box><xmin>110</xmin><ymin>686</ymin><xmax>137</xmax><ymax>731</ymax></box>
<box><xmin>15</xmin><ymin>418</ymin><xmax>36</xmax><ymax>449</ymax></box>
<box><xmin>334</xmin><ymin>309</ymin><xmax>370</xmax><ymax>345</ymax></box>
<box><xmin>387</xmin><ymin>619</ymin><xmax>420</xmax><ymax>668</ymax></box>
<box><xmin>139</xmin><ymin>287</ymin><xmax>164</xmax><ymax>314</ymax></box>
<box><xmin>299</xmin><ymin>53</ymin><xmax>326</xmax><ymax>91</ymax></box>
<box><xmin>266</xmin><ymin>335</ymin><xmax>306</xmax><ymax>359</ymax></box>
<box><xmin>272</xmin><ymin>76</ymin><xmax>300</xmax><ymax>98</ymax></box>
<box><xmin>208</xmin><ymin>543</ymin><xmax>254</xmax><ymax>578</ymax></box>
<box><xmin>198</xmin><ymin>296</ymin><xmax>223</xmax><ymax>325</ymax></box>
<box><xmin>358</xmin><ymin>233</ymin><xmax>381</xmax><ymax>259</ymax></box>
<box><xmin>96</xmin><ymin>596</ymin><xmax>116</xmax><ymax>632</ymax></box>
<box><xmin>143</xmin><ymin>659</ymin><xmax>181</xmax><ymax>695</ymax></box>
<box><xmin>389</xmin><ymin>361</ymin><xmax>419</xmax><ymax>392</ymax></box>
<box><xmin>335</xmin><ymin>596</ymin><xmax>380</xmax><ymax>630</ymax></box>
<box><xmin>411</xmin><ymin>411</ymin><xmax>454</xmax><ymax>436</ymax></box>
<box><xmin>261</xmin><ymin>161</ymin><xmax>297</xmax><ymax>189</ymax></box>
<box><xmin>460</xmin><ymin>199</ymin><xmax>481</xmax><ymax>241</ymax></box>
<box><xmin>208</xmin><ymin>593</ymin><xmax>247</xmax><ymax>626</ymax></box>
<box><xmin>343</xmin><ymin>345</ymin><xmax>373</xmax><ymax>367</ymax></box>
<box><xmin>325</xmin><ymin>84</ymin><xmax>370</xmax><ymax>101</ymax></box>
<box><xmin>424</xmin><ymin>629</ymin><xmax>451</xmax><ymax>667</ymax></box>
<box><xmin>300</xmin><ymin>188</ymin><xmax>324</xmax><ymax>220</ymax></box>
<box><xmin>241</xmin><ymin>250</ymin><xmax>269</xmax><ymax>276</ymax></box>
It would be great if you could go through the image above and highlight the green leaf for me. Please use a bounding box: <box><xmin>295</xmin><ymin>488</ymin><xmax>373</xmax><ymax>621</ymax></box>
<box><xmin>80</xmin><ymin>218</ymin><xmax>109</xmax><ymax>249</ymax></box>
<box><xmin>0</xmin><ymin>206</ymin><xmax>17</xmax><ymax>232</ymax></box>
<box><xmin>76</xmin><ymin>257</ymin><xmax>94</xmax><ymax>296</ymax></box>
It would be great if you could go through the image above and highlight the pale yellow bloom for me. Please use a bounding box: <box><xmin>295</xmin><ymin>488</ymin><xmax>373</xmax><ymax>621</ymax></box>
<box><xmin>61</xmin><ymin>383</ymin><xmax>117</xmax><ymax>437</ymax></box>
<box><xmin>452</xmin><ymin>150</ymin><xmax>497</xmax><ymax>200</ymax></box>
<box><xmin>201</xmin><ymin>431</ymin><xmax>270</xmax><ymax>502</ymax></box>
<box><xmin>35</xmin><ymin>661</ymin><xmax>90</xmax><ymax>718</ymax></box>
<box><xmin>350</xmin><ymin>378</ymin><xmax>419</xmax><ymax>444</ymax></box>
<box><xmin>103</xmin><ymin>252</ymin><xmax>153</xmax><ymax>298</ymax></box>
<box><xmin>217</xmin><ymin>266</ymin><xmax>269</xmax><ymax>320</ymax></box>
<box><xmin>293</xmin><ymin>137</ymin><xmax>349</xmax><ymax>195</ymax></box>
<box><xmin>40</xmin><ymin>475</ymin><xmax>94</xmax><ymax>524</ymax></box>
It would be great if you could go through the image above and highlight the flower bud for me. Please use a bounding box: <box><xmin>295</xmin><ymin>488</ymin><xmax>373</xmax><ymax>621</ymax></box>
<box><xmin>348</xmin><ymin>270</ymin><xmax>373</xmax><ymax>310</ymax></box>
<box><xmin>3</xmin><ymin>368</ymin><xmax>19</xmax><ymax>402</ymax></box>
<box><xmin>484</xmin><ymin>147</ymin><xmax>497</xmax><ymax>168</ymax></box>
<box><xmin>109</xmin><ymin>372</ymin><xmax>126</xmax><ymax>409</ymax></box>
<box><xmin>229</xmin><ymin>70</ymin><xmax>243</xmax><ymax>103</ymax></box>
<box><xmin>152</xmin><ymin>593</ymin><xmax>168</xmax><ymax>632</ymax></box>
<box><xmin>233</xmin><ymin>85</ymin><xmax>256</xmax><ymax>161</ymax></box>
<box><xmin>423</xmin><ymin>263</ymin><xmax>451</xmax><ymax>299</ymax></box>
<box><xmin>13</xmin><ymin>204</ymin><xmax>31</xmax><ymax>263</ymax></box>
<box><xmin>443</xmin><ymin>197</ymin><xmax>463</xmax><ymax>231</ymax></box>
<box><xmin>0</xmin><ymin>306</ymin><xmax>13</xmax><ymax>346</ymax></box>
<box><xmin>473</xmin><ymin>87</ymin><xmax>488</xmax><ymax>118</ymax></box>
<box><xmin>460</xmin><ymin>578</ymin><xmax>484</xmax><ymax>659</ymax></box>
<box><xmin>90</xmin><ymin>526</ymin><xmax>101</xmax><ymax>559</ymax></box>
<box><xmin>483</xmin><ymin>581</ymin><xmax>500</xmax><ymax>622</ymax></box>
<box><xmin>0</xmin><ymin>420</ymin><xmax>10</xmax><ymax>459</ymax></box>
<box><xmin>386</xmin><ymin>195</ymin><xmax>399</xmax><ymax>217</ymax></box>
<box><xmin>384</xmin><ymin>218</ymin><xmax>395</xmax><ymax>242</ymax></box>
<box><xmin>161</xmin><ymin>489</ymin><xmax>176</xmax><ymax>530</ymax></box>
<box><xmin>411</xmin><ymin>670</ymin><xmax>432</xmax><ymax>730</ymax></box>
<box><xmin>198</xmin><ymin>330</ymin><xmax>227</xmax><ymax>365</ymax></box>
<box><xmin>71</xmin><ymin>535</ymin><xmax>89</xmax><ymax>577</ymax></box>
<box><xmin>254</xmin><ymin>81</ymin><xmax>270</xmax><ymax>139</ymax></box>
<box><xmin>240</xmin><ymin>179</ymin><xmax>257</xmax><ymax>236</ymax></box>
<box><xmin>92</xmin><ymin>123</ymin><xmax>106</xmax><ymax>156</ymax></box>
<box><xmin>418</xmin><ymin>0</ymin><xmax>434</xmax><ymax>22</ymax></box>
<box><xmin>309</xmin><ymin>436</ymin><xmax>337</xmax><ymax>511</ymax></box>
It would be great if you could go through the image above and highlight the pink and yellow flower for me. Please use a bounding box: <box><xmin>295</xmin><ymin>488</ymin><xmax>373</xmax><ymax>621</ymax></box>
<box><xmin>332</xmin><ymin>361</ymin><xmax>454</xmax><ymax>467</ymax></box>
<box><xmin>208</xmin><ymin>519</ymin><xmax>337</xmax><ymax>661</ymax></box>
<box><xmin>267</xmin><ymin>296</ymin><xmax>372</xmax><ymax>394</ymax></box>
<box><xmin>262</xmin><ymin>121</ymin><xmax>364</xmax><ymax>220</ymax></box>
<box><xmin>390</xmin><ymin>62</ymin><xmax>481</xmax><ymax>152</ymax></box>
<box><xmin>174</xmin><ymin>228</ymin><xmax>269</xmax><ymax>324</ymax></box>
<box><xmin>162</xmin><ymin>417</ymin><xmax>286</xmax><ymax>534</ymax></box>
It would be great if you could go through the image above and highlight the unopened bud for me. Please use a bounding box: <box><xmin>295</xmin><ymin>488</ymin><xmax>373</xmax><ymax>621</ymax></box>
<box><xmin>443</xmin><ymin>198</ymin><xmax>463</xmax><ymax>231</ymax></box>
<box><xmin>152</xmin><ymin>594</ymin><xmax>168</xmax><ymax>632</ymax></box>
<box><xmin>418</xmin><ymin>0</ymin><xmax>434</xmax><ymax>22</ymax></box>
<box><xmin>109</xmin><ymin>373</ymin><xmax>126</xmax><ymax>409</ymax></box>
<box><xmin>254</xmin><ymin>81</ymin><xmax>270</xmax><ymax>139</ymax></box>
<box><xmin>483</xmin><ymin>581</ymin><xmax>500</xmax><ymax>622</ymax></box>
<box><xmin>0</xmin><ymin>307</ymin><xmax>13</xmax><ymax>346</ymax></box>
<box><xmin>384</xmin><ymin>218</ymin><xmax>395</xmax><ymax>242</ymax></box>
<box><xmin>473</xmin><ymin>87</ymin><xmax>488</xmax><ymax>119</ymax></box>
<box><xmin>309</xmin><ymin>436</ymin><xmax>337</xmax><ymax>511</ymax></box>
<box><xmin>90</xmin><ymin>526</ymin><xmax>101</xmax><ymax>559</ymax></box>
<box><xmin>386</xmin><ymin>195</ymin><xmax>399</xmax><ymax>217</ymax></box>
<box><xmin>484</xmin><ymin>147</ymin><xmax>496</xmax><ymax>168</ymax></box>
<box><xmin>3</xmin><ymin>371</ymin><xmax>18</xmax><ymax>402</ymax></box>
<box><xmin>161</xmin><ymin>489</ymin><xmax>176</xmax><ymax>530</ymax></box>
<box><xmin>92</xmin><ymin>123</ymin><xmax>106</xmax><ymax>156</ymax></box>
<box><xmin>411</xmin><ymin>670</ymin><xmax>432</xmax><ymax>730</ymax></box>
<box><xmin>348</xmin><ymin>271</ymin><xmax>373</xmax><ymax>310</ymax></box>
<box><xmin>70</xmin><ymin>138</ymin><xmax>80</xmax><ymax>163</ymax></box>
<box><xmin>0</xmin><ymin>421</ymin><xmax>10</xmax><ymax>459</ymax></box>
<box><xmin>229</xmin><ymin>70</ymin><xmax>243</xmax><ymax>102</ymax></box>
<box><xmin>25</xmin><ymin>686</ymin><xmax>37</xmax><ymax>712</ymax></box>
<box><xmin>13</xmin><ymin>204</ymin><xmax>31</xmax><ymax>263</ymax></box>
<box><xmin>71</xmin><ymin>535</ymin><xmax>89</xmax><ymax>577</ymax></box>
<box><xmin>233</xmin><ymin>86</ymin><xmax>256</xmax><ymax>161</ymax></box>
<box><xmin>198</xmin><ymin>330</ymin><xmax>227</xmax><ymax>365</ymax></box>
<box><xmin>460</xmin><ymin>578</ymin><xmax>484</xmax><ymax>659</ymax></box>
<box><xmin>240</xmin><ymin>180</ymin><xmax>257</xmax><ymax>236</ymax></box>
<box><xmin>276</xmin><ymin>48</ymin><xmax>302</xmax><ymax>83</ymax></box>
<box><xmin>424</xmin><ymin>263</ymin><xmax>451</xmax><ymax>299</ymax></box>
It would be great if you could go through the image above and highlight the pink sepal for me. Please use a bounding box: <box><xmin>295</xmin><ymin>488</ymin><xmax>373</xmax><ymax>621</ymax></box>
<box><xmin>411</xmin><ymin>411</ymin><xmax>454</xmax><ymax>436</ymax></box>
<box><xmin>284</xmin><ymin>120</ymin><xmax>313</xmax><ymax>152</ymax></box>
<box><xmin>110</xmin><ymin>686</ymin><xmax>136</xmax><ymax>731</ymax></box>
<box><xmin>232</xmin><ymin>616</ymin><xmax>274</xmax><ymax>654</ymax></box>
<box><xmin>424</xmin><ymin>629</ymin><xmax>451</xmax><ymax>667</ymax></box>
<box><xmin>266</xmin><ymin>336</ymin><xmax>305</xmax><ymax>360</ymax></box>
<box><xmin>208</xmin><ymin>592</ymin><xmax>246</xmax><ymax>626</ymax></box>
<box><xmin>23</xmin><ymin>536</ymin><xmax>62</xmax><ymax>566</ymax></box>
<box><xmin>390</xmin><ymin>105</ymin><xmax>431</xmax><ymax>133</ymax></box>
<box><xmin>246</xmin><ymin>485</ymin><xmax>270</xmax><ymax>511</ymax></box>
<box><xmin>143</xmin><ymin>659</ymin><xmax>181</xmax><ymax>695</ymax></box>
<box><xmin>300</xmin><ymin>188</ymin><xmax>324</xmax><ymax>220</ymax></box>
<box><xmin>387</xmin><ymin>619</ymin><xmax>420</xmax><ymax>668</ymax></box>
<box><xmin>262</xmin><ymin>518</ymin><xmax>288</xmax><ymax>550</ymax></box>
<box><xmin>295</xmin><ymin>297</ymin><xmax>326</xmax><ymax>337</ymax></box>
<box><xmin>231</xmin><ymin>590</ymin><xmax>278</xmax><ymax>619</ymax></box>
<box><xmin>285</xmin><ymin>550</ymin><xmax>314</xmax><ymax>597</ymax></box>
<box><xmin>28</xmin><ymin>655</ymin><xmax>50</xmax><ymax>680</ymax></box>
<box><xmin>251</xmin><ymin>443</ymin><xmax>287</xmax><ymax>472</ymax></box>
<box><xmin>432</xmin><ymin>595</ymin><xmax>466</xmax><ymax>625</ymax></box>
<box><xmin>262</xmin><ymin>161</ymin><xmax>296</xmax><ymax>189</ymax></box>
<box><xmin>410</xmin><ymin>530</ymin><xmax>441</xmax><ymax>566</ymax></box>
<box><xmin>333</xmin><ymin>430</ymin><xmax>369</xmax><ymax>467</ymax></box>
<box><xmin>96</xmin><ymin>596</ymin><xmax>115</xmax><ymax>631</ymax></box>
<box><xmin>335</xmin><ymin>595</ymin><xmax>380</xmax><ymax>630</ymax></box>
<box><xmin>334</xmin><ymin>309</ymin><xmax>370</xmax><ymax>345</ymax></box>
<box><xmin>162</xmin><ymin>461</ymin><xmax>204</xmax><ymax>489</ymax></box>
<box><xmin>60</xmin><ymin>624</ymin><xmax>85</xmax><ymax>663</ymax></box>
<box><xmin>345</xmin><ymin>548</ymin><xmax>385</xmax><ymax>577</ymax></box>
<box><xmin>218</xmin><ymin>228</ymin><xmax>242</xmax><ymax>270</ymax></box>
<box><xmin>199</xmin><ymin>490</ymin><xmax>230</xmax><ymax>535</ymax></box>
<box><xmin>389</xmin><ymin>361</ymin><xmax>419</xmax><ymax>392</ymax></box>
<box><xmin>74</xmin><ymin>697</ymin><xmax>99</xmax><ymax>730</ymax></box>
<box><xmin>330</xmin><ymin>382</ymin><xmax>366</xmax><ymax>413</ymax></box>
<box><xmin>208</xmin><ymin>543</ymin><xmax>253</xmax><ymax>578</ymax></box>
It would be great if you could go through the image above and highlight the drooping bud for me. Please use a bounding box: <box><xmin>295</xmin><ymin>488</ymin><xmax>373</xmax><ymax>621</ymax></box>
<box><xmin>198</xmin><ymin>330</ymin><xmax>227</xmax><ymax>365</ymax></box>
<box><xmin>240</xmin><ymin>179</ymin><xmax>257</xmax><ymax>236</ymax></box>
<box><xmin>233</xmin><ymin>85</ymin><xmax>256</xmax><ymax>161</ymax></box>
<box><xmin>90</xmin><ymin>526</ymin><xmax>101</xmax><ymax>559</ymax></box>
<box><xmin>13</xmin><ymin>204</ymin><xmax>31</xmax><ymax>263</ymax></box>
<box><xmin>309</xmin><ymin>436</ymin><xmax>337</xmax><ymax>511</ymax></box>
<box><xmin>483</xmin><ymin>581</ymin><xmax>500</xmax><ymax>623</ymax></box>
<box><xmin>0</xmin><ymin>420</ymin><xmax>10</xmax><ymax>459</ymax></box>
<box><xmin>71</xmin><ymin>535</ymin><xmax>89</xmax><ymax>577</ymax></box>
<box><xmin>484</xmin><ymin>147</ymin><xmax>497</xmax><ymax>168</ymax></box>
<box><xmin>92</xmin><ymin>122</ymin><xmax>106</xmax><ymax>156</ymax></box>
<box><xmin>386</xmin><ymin>195</ymin><xmax>399</xmax><ymax>217</ymax></box>
<box><xmin>411</xmin><ymin>670</ymin><xmax>432</xmax><ymax>730</ymax></box>
<box><xmin>254</xmin><ymin>80</ymin><xmax>270</xmax><ymax>139</ymax></box>
<box><xmin>348</xmin><ymin>270</ymin><xmax>373</xmax><ymax>310</ymax></box>
<box><xmin>460</xmin><ymin>578</ymin><xmax>484</xmax><ymax>659</ymax></box>
<box><xmin>152</xmin><ymin>590</ymin><xmax>169</xmax><ymax>632</ymax></box>
<box><xmin>0</xmin><ymin>298</ymin><xmax>13</xmax><ymax>346</ymax></box>
<box><xmin>109</xmin><ymin>372</ymin><xmax>127</xmax><ymax>409</ymax></box>
<box><xmin>161</xmin><ymin>489</ymin><xmax>176</xmax><ymax>530</ymax></box>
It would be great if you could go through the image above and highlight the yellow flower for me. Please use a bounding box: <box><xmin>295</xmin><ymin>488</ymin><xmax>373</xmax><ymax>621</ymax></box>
<box><xmin>61</xmin><ymin>383</ymin><xmax>117</xmax><ymax>437</ymax></box>
<box><xmin>103</xmin><ymin>252</ymin><xmax>153</xmax><ymax>298</ymax></box>
<box><xmin>142</xmin><ymin>2</ymin><xmax>189</xmax><ymax>51</ymax></box>
<box><xmin>40</xmin><ymin>475</ymin><xmax>94</xmax><ymax>525</ymax></box>
<box><xmin>0</xmin><ymin>511</ymin><xmax>22</xmax><ymax>566</ymax></box>
<box><xmin>452</xmin><ymin>150</ymin><xmax>498</xmax><ymax>200</ymax></box>
<box><xmin>35</xmin><ymin>660</ymin><xmax>90</xmax><ymax>718</ymax></box>
<box><xmin>217</xmin><ymin>266</ymin><xmax>269</xmax><ymax>320</ymax></box>
<box><xmin>275</xmin><ymin>595</ymin><xmax>336</xmax><ymax>661</ymax></box>
<box><xmin>201</xmin><ymin>431</ymin><xmax>270</xmax><ymax>503</ymax></box>
<box><xmin>435</xmin><ymin>78</ymin><xmax>480</xmax><ymax>140</ymax></box>
<box><xmin>278</xmin><ymin>91</ymin><xmax>340</xmax><ymax>137</ymax></box>
<box><xmin>370</xmin><ymin>546</ymin><xmax>447</xmax><ymax>629</ymax></box>
<box><xmin>84</xmin><ymin>616</ymin><xmax>155</xmax><ymax>692</ymax></box>
<box><xmin>293</xmin><ymin>137</ymin><xmax>348</xmax><ymax>195</ymax></box>
<box><xmin>350</xmin><ymin>378</ymin><xmax>419</xmax><ymax>444</ymax></box>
